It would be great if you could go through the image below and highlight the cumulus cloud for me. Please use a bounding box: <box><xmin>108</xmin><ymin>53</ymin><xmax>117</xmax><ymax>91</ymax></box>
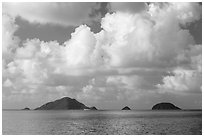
<box><xmin>97</xmin><ymin>2</ymin><xmax>199</xmax><ymax>69</ymax></box>
<box><xmin>106</xmin><ymin>75</ymin><xmax>146</xmax><ymax>90</ymax></box>
<box><xmin>3</xmin><ymin>79</ymin><xmax>13</xmax><ymax>87</ymax></box>
<box><xmin>2</xmin><ymin>2</ymin><xmax>202</xmax><ymax>109</ymax></box>
<box><xmin>3</xmin><ymin>2</ymin><xmax>101</xmax><ymax>26</ymax></box>
<box><xmin>2</xmin><ymin>14</ymin><xmax>20</xmax><ymax>66</ymax></box>
<box><xmin>157</xmin><ymin>68</ymin><xmax>201</xmax><ymax>94</ymax></box>
<box><xmin>157</xmin><ymin>44</ymin><xmax>202</xmax><ymax>94</ymax></box>
<box><xmin>64</xmin><ymin>25</ymin><xmax>98</xmax><ymax>68</ymax></box>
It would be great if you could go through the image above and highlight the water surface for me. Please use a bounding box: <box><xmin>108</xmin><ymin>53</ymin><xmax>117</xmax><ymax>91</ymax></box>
<box><xmin>2</xmin><ymin>110</ymin><xmax>202</xmax><ymax>135</ymax></box>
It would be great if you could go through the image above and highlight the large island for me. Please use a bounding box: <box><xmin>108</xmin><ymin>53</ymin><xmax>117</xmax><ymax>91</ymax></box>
<box><xmin>35</xmin><ymin>97</ymin><xmax>91</xmax><ymax>110</ymax></box>
<box><xmin>152</xmin><ymin>102</ymin><xmax>181</xmax><ymax>110</ymax></box>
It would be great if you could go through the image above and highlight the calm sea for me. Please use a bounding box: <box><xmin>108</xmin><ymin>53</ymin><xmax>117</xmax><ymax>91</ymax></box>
<box><xmin>2</xmin><ymin>110</ymin><xmax>202</xmax><ymax>135</ymax></box>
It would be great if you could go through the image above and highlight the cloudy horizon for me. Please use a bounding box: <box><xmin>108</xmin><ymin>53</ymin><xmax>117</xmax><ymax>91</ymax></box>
<box><xmin>2</xmin><ymin>2</ymin><xmax>202</xmax><ymax>110</ymax></box>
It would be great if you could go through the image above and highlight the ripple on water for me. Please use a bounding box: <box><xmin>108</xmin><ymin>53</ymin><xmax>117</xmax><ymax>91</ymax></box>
<box><xmin>3</xmin><ymin>110</ymin><xmax>202</xmax><ymax>135</ymax></box>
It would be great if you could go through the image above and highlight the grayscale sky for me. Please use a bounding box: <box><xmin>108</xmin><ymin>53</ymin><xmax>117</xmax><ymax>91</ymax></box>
<box><xmin>2</xmin><ymin>2</ymin><xmax>202</xmax><ymax>110</ymax></box>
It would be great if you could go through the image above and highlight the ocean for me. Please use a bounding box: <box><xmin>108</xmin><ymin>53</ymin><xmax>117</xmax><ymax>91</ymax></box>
<box><xmin>2</xmin><ymin>110</ymin><xmax>202</xmax><ymax>135</ymax></box>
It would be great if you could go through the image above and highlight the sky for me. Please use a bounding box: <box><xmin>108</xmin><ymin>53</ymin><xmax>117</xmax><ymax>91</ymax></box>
<box><xmin>2</xmin><ymin>2</ymin><xmax>202</xmax><ymax>110</ymax></box>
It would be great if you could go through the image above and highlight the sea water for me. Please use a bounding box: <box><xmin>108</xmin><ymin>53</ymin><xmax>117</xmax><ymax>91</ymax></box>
<box><xmin>2</xmin><ymin>110</ymin><xmax>202</xmax><ymax>135</ymax></box>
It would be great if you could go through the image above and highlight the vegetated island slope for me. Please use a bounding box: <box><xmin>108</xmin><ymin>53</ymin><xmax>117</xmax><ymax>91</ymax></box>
<box><xmin>122</xmin><ymin>106</ymin><xmax>131</xmax><ymax>110</ymax></box>
<box><xmin>35</xmin><ymin>97</ymin><xmax>97</xmax><ymax>110</ymax></box>
<box><xmin>34</xmin><ymin>97</ymin><xmax>181</xmax><ymax>111</ymax></box>
<box><xmin>152</xmin><ymin>102</ymin><xmax>181</xmax><ymax>110</ymax></box>
<box><xmin>89</xmin><ymin>106</ymin><xmax>98</xmax><ymax>110</ymax></box>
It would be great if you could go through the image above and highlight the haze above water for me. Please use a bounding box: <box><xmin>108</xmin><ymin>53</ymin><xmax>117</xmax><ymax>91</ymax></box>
<box><xmin>3</xmin><ymin>110</ymin><xmax>202</xmax><ymax>135</ymax></box>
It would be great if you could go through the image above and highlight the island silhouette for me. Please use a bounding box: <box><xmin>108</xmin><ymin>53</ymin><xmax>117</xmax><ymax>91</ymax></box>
<box><xmin>122</xmin><ymin>106</ymin><xmax>131</xmax><ymax>110</ymax></box>
<box><xmin>22</xmin><ymin>107</ymin><xmax>30</xmax><ymax>110</ymax></box>
<box><xmin>29</xmin><ymin>96</ymin><xmax>182</xmax><ymax>111</ymax></box>
<box><xmin>152</xmin><ymin>102</ymin><xmax>181</xmax><ymax>110</ymax></box>
<box><xmin>35</xmin><ymin>97</ymin><xmax>98</xmax><ymax>110</ymax></box>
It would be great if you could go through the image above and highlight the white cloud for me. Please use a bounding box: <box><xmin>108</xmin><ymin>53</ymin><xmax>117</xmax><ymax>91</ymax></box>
<box><xmin>157</xmin><ymin>68</ymin><xmax>201</xmax><ymax>94</ymax></box>
<box><xmin>106</xmin><ymin>75</ymin><xmax>141</xmax><ymax>90</ymax></box>
<box><xmin>98</xmin><ymin>6</ymin><xmax>196</xmax><ymax>68</ymax></box>
<box><xmin>3</xmin><ymin>2</ymin><xmax>100</xmax><ymax>26</ymax></box>
<box><xmin>3</xmin><ymin>79</ymin><xmax>13</xmax><ymax>87</ymax></box>
<box><xmin>172</xmin><ymin>2</ymin><xmax>201</xmax><ymax>24</ymax></box>
<box><xmin>148</xmin><ymin>2</ymin><xmax>201</xmax><ymax>24</ymax></box>
<box><xmin>2</xmin><ymin>2</ymin><xmax>202</xmax><ymax>109</ymax></box>
<box><xmin>16</xmin><ymin>39</ymin><xmax>39</xmax><ymax>59</ymax></box>
<box><xmin>157</xmin><ymin>44</ymin><xmax>202</xmax><ymax>94</ymax></box>
<box><xmin>64</xmin><ymin>25</ymin><xmax>97</xmax><ymax>67</ymax></box>
<box><xmin>2</xmin><ymin>14</ymin><xmax>20</xmax><ymax>66</ymax></box>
